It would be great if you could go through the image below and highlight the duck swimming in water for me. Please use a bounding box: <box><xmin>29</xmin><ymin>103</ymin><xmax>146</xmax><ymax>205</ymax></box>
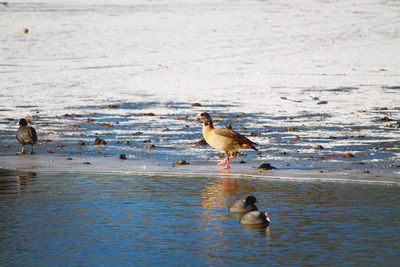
<box><xmin>240</xmin><ymin>211</ymin><xmax>270</xmax><ymax>225</ymax></box>
<box><xmin>16</xmin><ymin>118</ymin><xmax>37</xmax><ymax>154</ymax></box>
<box><xmin>229</xmin><ymin>196</ymin><xmax>258</xmax><ymax>213</ymax></box>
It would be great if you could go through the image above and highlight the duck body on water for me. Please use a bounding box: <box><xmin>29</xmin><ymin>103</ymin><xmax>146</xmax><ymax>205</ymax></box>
<box><xmin>195</xmin><ymin>112</ymin><xmax>258</xmax><ymax>169</ymax></box>
<box><xmin>230</xmin><ymin>196</ymin><xmax>270</xmax><ymax>225</ymax></box>
<box><xmin>239</xmin><ymin>211</ymin><xmax>270</xmax><ymax>225</ymax></box>
<box><xmin>229</xmin><ymin>195</ymin><xmax>258</xmax><ymax>213</ymax></box>
<box><xmin>16</xmin><ymin>118</ymin><xmax>37</xmax><ymax>154</ymax></box>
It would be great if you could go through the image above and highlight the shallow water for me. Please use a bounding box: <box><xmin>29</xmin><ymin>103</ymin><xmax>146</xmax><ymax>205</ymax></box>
<box><xmin>0</xmin><ymin>169</ymin><xmax>399</xmax><ymax>266</ymax></box>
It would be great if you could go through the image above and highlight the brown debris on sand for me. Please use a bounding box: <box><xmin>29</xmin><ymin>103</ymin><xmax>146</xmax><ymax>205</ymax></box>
<box><xmin>94</xmin><ymin>137</ymin><xmax>107</xmax><ymax>145</ymax></box>
<box><xmin>258</xmin><ymin>163</ymin><xmax>276</xmax><ymax>170</ymax></box>
<box><xmin>173</xmin><ymin>160</ymin><xmax>189</xmax><ymax>166</ymax></box>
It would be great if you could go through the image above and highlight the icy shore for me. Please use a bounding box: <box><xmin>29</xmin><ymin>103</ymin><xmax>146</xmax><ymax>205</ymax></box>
<box><xmin>1</xmin><ymin>0</ymin><xmax>399</xmax><ymax>183</ymax></box>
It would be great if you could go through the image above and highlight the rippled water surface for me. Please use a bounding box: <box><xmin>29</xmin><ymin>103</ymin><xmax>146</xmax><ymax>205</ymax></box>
<box><xmin>0</xmin><ymin>169</ymin><xmax>399</xmax><ymax>266</ymax></box>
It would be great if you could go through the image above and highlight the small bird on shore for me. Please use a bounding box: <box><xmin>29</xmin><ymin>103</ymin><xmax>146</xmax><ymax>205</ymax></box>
<box><xmin>195</xmin><ymin>112</ymin><xmax>258</xmax><ymax>169</ymax></box>
<box><xmin>16</xmin><ymin>118</ymin><xmax>37</xmax><ymax>154</ymax></box>
<box><xmin>229</xmin><ymin>196</ymin><xmax>258</xmax><ymax>213</ymax></box>
<box><xmin>240</xmin><ymin>211</ymin><xmax>270</xmax><ymax>225</ymax></box>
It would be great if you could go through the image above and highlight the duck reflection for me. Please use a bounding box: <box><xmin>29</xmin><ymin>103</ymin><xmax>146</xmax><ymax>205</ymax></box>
<box><xmin>0</xmin><ymin>169</ymin><xmax>37</xmax><ymax>194</ymax></box>
<box><xmin>201</xmin><ymin>177</ymin><xmax>258</xmax><ymax>210</ymax></box>
<box><xmin>243</xmin><ymin>224</ymin><xmax>271</xmax><ymax>244</ymax></box>
<box><xmin>17</xmin><ymin>170</ymin><xmax>37</xmax><ymax>191</ymax></box>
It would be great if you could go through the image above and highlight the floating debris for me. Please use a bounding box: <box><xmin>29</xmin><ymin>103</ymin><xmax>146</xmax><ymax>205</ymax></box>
<box><xmin>99</xmin><ymin>123</ymin><xmax>113</xmax><ymax>127</ymax></box>
<box><xmin>47</xmin><ymin>150</ymin><xmax>54</xmax><ymax>153</ymax></box>
<box><xmin>87</xmin><ymin>118</ymin><xmax>95</xmax><ymax>123</ymax></box>
<box><xmin>380</xmin><ymin>116</ymin><xmax>392</xmax><ymax>122</ymax></box>
<box><xmin>191</xmin><ymin>103</ymin><xmax>202</xmax><ymax>107</ymax></box>
<box><xmin>119</xmin><ymin>154</ymin><xmax>127</xmax><ymax>160</ymax></box>
<box><xmin>132</xmin><ymin>112</ymin><xmax>155</xmax><ymax>117</ymax></box>
<box><xmin>23</xmin><ymin>28</ymin><xmax>29</xmax><ymax>34</ymax></box>
<box><xmin>106</xmin><ymin>105</ymin><xmax>119</xmax><ymax>109</ymax></box>
<box><xmin>94</xmin><ymin>137</ymin><xmax>107</xmax><ymax>145</ymax></box>
<box><xmin>314</xmin><ymin>145</ymin><xmax>324</xmax><ymax>150</ymax></box>
<box><xmin>258</xmin><ymin>163</ymin><xmax>276</xmax><ymax>170</ymax></box>
<box><xmin>177</xmin><ymin>116</ymin><xmax>188</xmax><ymax>120</ymax></box>
<box><xmin>194</xmin><ymin>139</ymin><xmax>207</xmax><ymax>146</ymax></box>
<box><xmin>77</xmin><ymin>141</ymin><xmax>86</xmax><ymax>146</ymax></box>
<box><xmin>173</xmin><ymin>160</ymin><xmax>189</xmax><ymax>166</ymax></box>
<box><xmin>66</xmin><ymin>157</ymin><xmax>73</xmax><ymax>160</ymax></box>
<box><xmin>226</xmin><ymin>123</ymin><xmax>233</xmax><ymax>130</ymax></box>
<box><xmin>62</xmin><ymin>113</ymin><xmax>81</xmax><ymax>118</ymax></box>
<box><xmin>1</xmin><ymin>144</ymin><xmax>9</xmax><ymax>148</ymax></box>
<box><xmin>317</xmin><ymin>101</ymin><xmax>328</xmax><ymax>105</ymax></box>
<box><xmin>82</xmin><ymin>162</ymin><xmax>90</xmax><ymax>165</ymax></box>
<box><xmin>57</xmin><ymin>144</ymin><xmax>67</xmax><ymax>149</ymax></box>
<box><xmin>326</xmin><ymin>153</ymin><xmax>355</xmax><ymax>158</ymax></box>
<box><xmin>285</xmin><ymin>127</ymin><xmax>297</xmax><ymax>132</ymax></box>
<box><xmin>250</xmin><ymin>132</ymin><xmax>260</xmax><ymax>136</ymax></box>
<box><xmin>145</xmin><ymin>144</ymin><xmax>156</xmax><ymax>149</ymax></box>
<box><xmin>132</xmin><ymin>131</ymin><xmax>143</xmax><ymax>135</ymax></box>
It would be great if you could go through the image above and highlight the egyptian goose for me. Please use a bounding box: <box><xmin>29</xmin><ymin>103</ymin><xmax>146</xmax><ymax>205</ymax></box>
<box><xmin>240</xmin><ymin>211</ymin><xmax>270</xmax><ymax>225</ymax></box>
<box><xmin>16</xmin><ymin>118</ymin><xmax>37</xmax><ymax>154</ymax></box>
<box><xmin>195</xmin><ymin>112</ymin><xmax>258</xmax><ymax>169</ymax></box>
<box><xmin>229</xmin><ymin>196</ymin><xmax>258</xmax><ymax>213</ymax></box>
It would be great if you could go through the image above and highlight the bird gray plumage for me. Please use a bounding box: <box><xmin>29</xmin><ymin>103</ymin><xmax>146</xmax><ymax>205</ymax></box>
<box><xmin>16</xmin><ymin>118</ymin><xmax>37</xmax><ymax>154</ymax></box>
<box><xmin>229</xmin><ymin>196</ymin><xmax>258</xmax><ymax>213</ymax></box>
<box><xmin>240</xmin><ymin>211</ymin><xmax>270</xmax><ymax>225</ymax></box>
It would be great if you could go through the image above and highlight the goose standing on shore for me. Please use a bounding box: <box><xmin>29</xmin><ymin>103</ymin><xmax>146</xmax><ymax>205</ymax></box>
<box><xmin>16</xmin><ymin>118</ymin><xmax>37</xmax><ymax>154</ymax></box>
<box><xmin>195</xmin><ymin>112</ymin><xmax>258</xmax><ymax>169</ymax></box>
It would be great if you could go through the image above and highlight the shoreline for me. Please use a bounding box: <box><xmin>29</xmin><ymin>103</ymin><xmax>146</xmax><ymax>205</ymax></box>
<box><xmin>1</xmin><ymin>154</ymin><xmax>399</xmax><ymax>186</ymax></box>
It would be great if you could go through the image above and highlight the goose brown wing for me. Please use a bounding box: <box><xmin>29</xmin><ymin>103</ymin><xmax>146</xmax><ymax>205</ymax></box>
<box><xmin>213</xmin><ymin>128</ymin><xmax>257</xmax><ymax>150</ymax></box>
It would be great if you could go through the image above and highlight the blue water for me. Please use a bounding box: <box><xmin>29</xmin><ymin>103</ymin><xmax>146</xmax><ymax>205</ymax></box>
<box><xmin>0</xmin><ymin>169</ymin><xmax>399</xmax><ymax>266</ymax></box>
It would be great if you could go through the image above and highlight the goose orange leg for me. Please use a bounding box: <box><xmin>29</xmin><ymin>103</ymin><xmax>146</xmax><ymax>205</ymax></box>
<box><xmin>217</xmin><ymin>152</ymin><xmax>237</xmax><ymax>169</ymax></box>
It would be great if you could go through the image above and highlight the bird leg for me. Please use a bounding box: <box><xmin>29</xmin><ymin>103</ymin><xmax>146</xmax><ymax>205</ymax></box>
<box><xmin>217</xmin><ymin>152</ymin><xmax>237</xmax><ymax>165</ymax></box>
<box><xmin>217</xmin><ymin>152</ymin><xmax>237</xmax><ymax>169</ymax></box>
<box><xmin>30</xmin><ymin>144</ymin><xmax>34</xmax><ymax>154</ymax></box>
<box><xmin>16</xmin><ymin>145</ymin><xmax>26</xmax><ymax>155</ymax></box>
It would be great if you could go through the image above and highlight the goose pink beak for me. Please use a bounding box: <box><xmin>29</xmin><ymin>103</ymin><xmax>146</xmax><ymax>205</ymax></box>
<box><xmin>194</xmin><ymin>117</ymin><xmax>200</xmax><ymax>121</ymax></box>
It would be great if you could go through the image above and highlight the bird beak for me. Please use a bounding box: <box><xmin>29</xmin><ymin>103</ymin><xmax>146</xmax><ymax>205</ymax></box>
<box><xmin>194</xmin><ymin>117</ymin><xmax>200</xmax><ymax>122</ymax></box>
